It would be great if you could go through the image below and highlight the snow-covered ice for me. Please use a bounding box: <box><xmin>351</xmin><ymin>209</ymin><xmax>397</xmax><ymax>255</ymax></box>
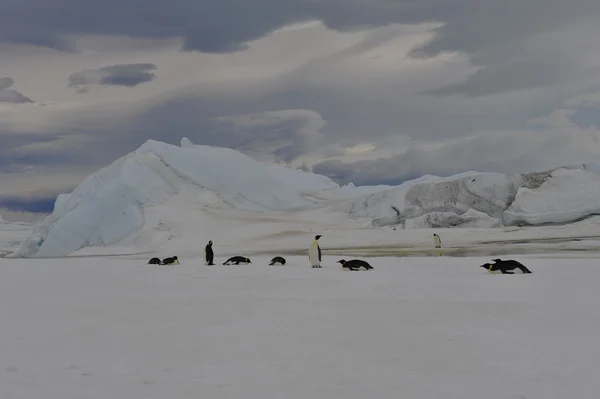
<box><xmin>7</xmin><ymin>138</ymin><xmax>600</xmax><ymax>258</ymax></box>
<box><xmin>2</xmin><ymin>254</ymin><xmax>600</xmax><ymax>399</ymax></box>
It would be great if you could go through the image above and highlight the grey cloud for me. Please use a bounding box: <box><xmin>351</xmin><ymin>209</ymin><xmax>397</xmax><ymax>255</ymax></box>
<box><xmin>0</xmin><ymin>0</ymin><xmax>434</xmax><ymax>53</ymax></box>
<box><xmin>0</xmin><ymin>77</ymin><xmax>33</xmax><ymax>103</ymax></box>
<box><xmin>312</xmin><ymin>130</ymin><xmax>600</xmax><ymax>186</ymax></box>
<box><xmin>68</xmin><ymin>64</ymin><xmax>157</xmax><ymax>90</ymax></box>
<box><xmin>0</xmin><ymin>78</ymin><xmax>14</xmax><ymax>90</ymax></box>
<box><xmin>426</xmin><ymin>60</ymin><xmax>582</xmax><ymax>98</ymax></box>
<box><xmin>1</xmin><ymin>1</ymin><xmax>599</xmax><ymax>97</ymax></box>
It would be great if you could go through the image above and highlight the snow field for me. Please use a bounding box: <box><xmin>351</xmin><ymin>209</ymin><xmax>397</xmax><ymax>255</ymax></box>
<box><xmin>1</xmin><ymin>255</ymin><xmax>599</xmax><ymax>399</ymax></box>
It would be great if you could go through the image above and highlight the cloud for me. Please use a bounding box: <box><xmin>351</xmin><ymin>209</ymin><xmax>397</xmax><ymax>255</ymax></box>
<box><xmin>1</xmin><ymin>1</ymin><xmax>599</xmax><ymax>100</ymax></box>
<box><xmin>0</xmin><ymin>77</ymin><xmax>33</xmax><ymax>103</ymax></box>
<box><xmin>312</xmin><ymin>112</ymin><xmax>600</xmax><ymax>186</ymax></box>
<box><xmin>2</xmin><ymin>8</ymin><xmax>600</xmax><ymax>220</ymax></box>
<box><xmin>68</xmin><ymin>63</ymin><xmax>157</xmax><ymax>91</ymax></box>
<box><xmin>0</xmin><ymin>195</ymin><xmax>56</xmax><ymax>214</ymax></box>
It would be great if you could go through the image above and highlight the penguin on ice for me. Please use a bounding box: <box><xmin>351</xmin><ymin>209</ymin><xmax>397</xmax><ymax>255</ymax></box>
<box><xmin>147</xmin><ymin>257</ymin><xmax>161</xmax><ymax>265</ymax></box>
<box><xmin>223</xmin><ymin>256</ymin><xmax>252</xmax><ymax>265</ymax></box>
<box><xmin>161</xmin><ymin>256</ymin><xmax>180</xmax><ymax>265</ymax></box>
<box><xmin>204</xmin><ymin>240</ymin><xmax>215</xmax><ymax>265</ymax></box>
<box><xmin>308</xmin><ymin>235</ymin><xmax>322</xmax><ymax>268</ymax></box>
<box><xmin>480</xmin><ymin>259</ymin><xmax>532</xmax><ymax>274</ymax></box>
<box><xmin>269</xmin><ymin>256</ymin><xmax>286</xmax><ymax>266</ymax></box>
<box><xmin>433</xmin><ymin>233</ymin><xmax>442</xmax><ymax>248</ymax></box>
<box><xmin>337</xmin><ymin>259</ymin><xmax>373</xmax><ymax>271</ymax></box>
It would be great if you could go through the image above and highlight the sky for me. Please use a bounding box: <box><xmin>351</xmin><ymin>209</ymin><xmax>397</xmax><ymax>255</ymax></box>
<box><xmin>2</xmin><ymin>0</ymin><xmax>600</xmax><ymax>221</ymax></box>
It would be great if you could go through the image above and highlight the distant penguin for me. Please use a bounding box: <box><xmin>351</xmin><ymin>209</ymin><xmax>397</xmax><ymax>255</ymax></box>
<box><xmin>480</xmin><ymin>258</ymin><xmax>531</xmax><ymax>274</ymax></box>
<box><xmin>161</xmin><ymin>256</ymin><xmax>179</xmax><ymax>266</ymax></box>
<box><xmin>337</xmin><ymin>259</ymin><xmax>373</xmax><ymax>271</ymax></box>
<box><xmin>433</xmin><ymin>233</ymin><xmax>442</xmax><ymax>249</ymax></box>
<box><xmin>269</xmin><ymin>256</ymin><xmax>286</xmax><ymax>266</ymax></box>
<box><xmin>223</xmin><ymin>256</ymin><xmax>252</xmax><ymax>265</ymax></box>
<box><xmin>309</xmin><ymin>235</ymin><xmax>322</xmax><ymax>268</ymax></box>
<box><xmin>147</xmin><ymin>257</ymin><xmax>161</xmax><ymax>265</ymax></box>
<box><xmin>204</xmin><ymin>240</ymin><xmax>215</xmax><ymax>265</ymax></box>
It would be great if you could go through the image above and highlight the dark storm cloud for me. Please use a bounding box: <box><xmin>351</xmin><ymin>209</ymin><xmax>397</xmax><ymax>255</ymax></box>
<box><xmin>68</xmin><ymin>64</ymin><xmax>158</xmax><ymax>90</ymax></box>
<box><xmin>0</xmin><ymin>77</ymin><xmax>33</xmax><ymax>103</ymax></box>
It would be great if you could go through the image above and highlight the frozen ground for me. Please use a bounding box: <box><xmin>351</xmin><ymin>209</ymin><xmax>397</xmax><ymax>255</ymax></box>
<box><xmin>1</xmin><ymin>254</ymin><xmax>600</xmax><ymax>399</ymax></box>
<box><xmin>0</xmin><ymin>220</ymin><xmax>35</xmax><ymax>258</ymax></box>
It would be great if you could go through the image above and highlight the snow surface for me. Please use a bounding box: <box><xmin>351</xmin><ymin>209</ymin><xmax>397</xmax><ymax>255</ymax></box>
<box><xmin>0</xmin><ymin>219</ymin><xmax>35</xmax><ymax>257</ymax></box>
<box><xmin>503</xmin><ymin>168</ymin><xmax>600</xmax><ymax>225</ymax></box>
<box><xmin>10</xmin><ymin>137</ymin><xmax>600</xmax><ymax>258</ymax></box>
<box><xmin>345</xmin><ymin>166</ymin><xmax>600</xmax><ymax>229</ymax></box>
<box><xmin>2</xmin><ymin>254</ymin><xmax>600</xmax><ymax>399</ymax></box>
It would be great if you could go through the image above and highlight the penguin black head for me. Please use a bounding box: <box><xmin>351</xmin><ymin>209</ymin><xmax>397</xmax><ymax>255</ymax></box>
<box><xmin>315</xmin><ymin>235</ymin><xmax>322</xmax><ymax>240</ymax></box>
<box><xmin>480</xmin><ymin>262</ymin><xmax>494</xmax><ymax>269</ymax></box>
<box><xmin>336</xmin><ymin>259</ymin><xmax>346</xmax><ymax>265</ymax></box>
<box><xmin>208</xmin><ymin>241</ymin><xmax>213</xmax><ymax>246</ymax></box>
<box><xmin>173</xmin><ymin>256</ymin><xmax>178</xmax><ymax>260</ymax></box>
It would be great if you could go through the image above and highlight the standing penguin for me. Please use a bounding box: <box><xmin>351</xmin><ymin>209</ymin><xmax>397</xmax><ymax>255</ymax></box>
<box><xmin>433</xmin><ymin>233</ymin><xmax>442</xmax><ymax>248</ymax></box>
<box><xmin>308</xmin><ymin>235</ymin><xmax>322</xmax><ymax>268</ymax></box>
<box><xmin>204</xmin><ymin>240</ymin><xmax>214</xmax><ymax>265</ymax></box>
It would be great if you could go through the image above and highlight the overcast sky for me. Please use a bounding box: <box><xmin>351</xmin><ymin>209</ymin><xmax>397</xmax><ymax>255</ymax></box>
<box><xmin>2</xmin><ymin>0</ymin><xmax>600</xmax><ymax>221</ymax></box>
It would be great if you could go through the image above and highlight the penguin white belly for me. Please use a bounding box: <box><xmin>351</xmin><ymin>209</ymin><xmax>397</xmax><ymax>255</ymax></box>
<box><xmin>309</xmin><ymin>241</ymin><xmax>320</xmax><ymax>267</ymax></box>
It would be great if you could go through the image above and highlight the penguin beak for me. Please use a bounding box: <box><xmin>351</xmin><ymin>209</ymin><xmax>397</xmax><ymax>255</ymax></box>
<box><xmin>176</xmin><ymin>259</ymin><xmax>180</xmax><ymax>265</ymax></box>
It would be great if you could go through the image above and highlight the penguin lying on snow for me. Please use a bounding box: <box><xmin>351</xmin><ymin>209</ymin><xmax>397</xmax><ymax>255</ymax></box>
<box><xmin>147</xmin><ymin>257</ymin><xmax>161</xmax><ymax>265</ymax></box>
<box><xmin>269</xmin><ymin>256</ymin><xmax>286</xmax><ymax>266</ymax></box>
<box><xmin>161</xmin><ymin>256</ymin><xmax>180</xmax><ymax>266</ymax></box>
<box><xmin>223</xmin><ymin>256</ymin><xmax>252</xmax><ymax>265</ymax></box>
<box><xmin>337</xmin><ymin>259</ymin><xmax>373</xmax><ymax>271</ymax></box>
<box><xmin>481</xmin><ymin>258</ymin><xmax>531</xmax><ymax>274</ymax></box>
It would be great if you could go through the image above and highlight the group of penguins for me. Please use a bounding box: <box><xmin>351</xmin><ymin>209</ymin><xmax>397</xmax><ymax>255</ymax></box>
<box><xmin>146</xmin><ymin>235</ymin><xmax>373</xmax><ymax>271</ymax></box>
<box><xmin>146</xmin><ymin>234</ymin><xmax>533</xmax><ymax>274</ymax></box>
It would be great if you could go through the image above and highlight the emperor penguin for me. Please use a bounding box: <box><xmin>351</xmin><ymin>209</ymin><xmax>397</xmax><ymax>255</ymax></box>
<box><xmin>147</xmin><ymin>257</ymin><xmax>161</xmax><ymax>265</ymax></box>
<box><xmin>269</xmin><ymin>256</ymin><xmax>286</xmax><ymax>266</ymax></box>
<box><xmin>204</xmin><ymin>240</ymin><xmax>214</xmax><ymax>265</ymax></box>
<box><xmin>161</xmin><ymin>256</ymin><xmax>179</xmax><ymax>265</ymax></box>
<box><xmin>309</xmin><ymin>235</ymin><xmax>322</xmax><ymax>268</ymax></box>
<box><xmin>480</xmin><ymin>259</ymin><xmax>532</xmax><ymax>274</ymax></box>
<box><xmin>337</xmin><ymin>259</ymin><xmax>373</xmax><ymax>271</ymax></box>
<box><xmin>223</xmin><ymin>256</ymin><xmax>252</xmax><ymax>265</ymax></box>
<box><xmin>433</xmin><ymin>233</ymin><xmax>442</xmax><ymax>249</ymax></box>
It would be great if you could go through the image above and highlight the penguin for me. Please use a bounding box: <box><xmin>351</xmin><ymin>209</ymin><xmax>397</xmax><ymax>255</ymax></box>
<box><xmin>223</xmin><ymin>256</ymin><xmax>252</xmax><ymax>265</ymax></box>
<box><xmin>204</xmin><ymin>240</ymin><xmax>215</xmax><ymax>265</ymax></box>
<box><xmin>147</xmin><ymin>257</ymin><xmax>161</xmax><ymax>265</ymax></box>
<box><xmin>433</xmin><ymin>233</ymin><xmax>442</xmax><ymax>249</ymax></box>
<box><xmin>337</xmin><ymin>259</ymin><xmax>373</xmax><ymax>271</ymax></box>
<box><xmin>269</xmin><ymin>256</ymin><xmax>286</xmax><ymax>266</ymax></box>
<box><xmin>480</xmin><ymin>258</ymin><xmax>531</xmax><ymax>274</ymax></box>
<box><xmin>161</xmin><ymin>256</ymin><xmax>179</xmax><ymax>266</ymax></box>
<box><xmin>308</xmin><ymin>235</ymin><xmax>322</xmax><ymax>268</ymax></box>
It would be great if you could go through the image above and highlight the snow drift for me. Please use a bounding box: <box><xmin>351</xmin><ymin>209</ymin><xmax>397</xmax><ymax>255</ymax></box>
<box><xmin>14</xmin><ymin>138</ymin><xmax>339</xmax><ymax>258</ymax></box>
